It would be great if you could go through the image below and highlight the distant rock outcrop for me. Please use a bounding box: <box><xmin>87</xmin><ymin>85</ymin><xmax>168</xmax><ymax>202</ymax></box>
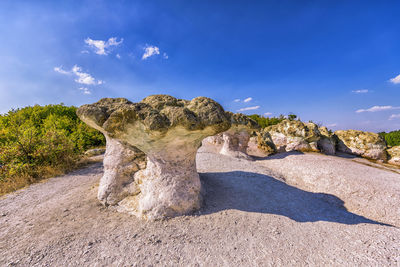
<box><xmin>335</xmin><ymin>130</ymin><xmax>387</xmax><ymax>161</ymax></box>
<box><xmin>257</xmin><ymin>120</ymin><xmax>336</xmax><ymax>155</ymax></box>
<box><xmin>387</xmin><ymin>146</ymin><xmax>400</xmax><ymax>166</ymax></box>
<box><xmin>77</xmin><ymin>95</ymin><xmax>230</xmax><ymax>220</ymax></box>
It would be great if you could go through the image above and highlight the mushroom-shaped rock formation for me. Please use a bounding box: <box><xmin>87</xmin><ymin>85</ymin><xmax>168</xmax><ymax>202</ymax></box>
<box><xmin>202</xmin><ymin>113</ymin><xmax>259</xmax><ymax>160</ymax></box>
<box><xmin>335</xmin><ymin>130</ymin><xmax>387</xmax><ymax>161</ymax></box>
<box><xmin>388</xmin><ymin>146</ymin><xmax>400</xmax><ymax>166</ymax></box>
<box><xmin>77</xmin><ymin>95</ymin><xmax>231</xmax><ymax>220</ymax></box>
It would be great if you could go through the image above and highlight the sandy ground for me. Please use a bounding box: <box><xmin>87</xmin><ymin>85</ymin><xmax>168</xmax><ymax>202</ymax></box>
<box><xmin>0</xmin><ymin>149</ymin><xmax>399</xmax><ymax>266</ymax></box>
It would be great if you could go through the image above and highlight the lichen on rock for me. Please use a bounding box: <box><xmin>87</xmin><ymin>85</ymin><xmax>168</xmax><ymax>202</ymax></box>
<box><xmin>335</xmin><ymin>130</ymin><xmax>387</xmax><ymax>161</ymax></box>
<box><xmin>77</xmin><ymin>95</ymin><xmax>230</xmax><ymax>220</ymax></box>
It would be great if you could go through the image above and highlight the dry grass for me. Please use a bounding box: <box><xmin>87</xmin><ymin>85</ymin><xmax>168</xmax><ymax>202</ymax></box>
<box><xmin>0</xmin><ymin>155</ymin><xmax>103</xmax><ymax>197</ymax></box>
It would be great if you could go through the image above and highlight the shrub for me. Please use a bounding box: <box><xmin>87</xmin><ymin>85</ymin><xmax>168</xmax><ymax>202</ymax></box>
<box><xmin>0</xmin><ymin>104</ymin><xmax>105</xmax><ymax>195</ymax></box>
<box><xmin>379</xmin><ymin>130</ymin><xmax>400</xmax><ymax>147</ymax></box>
<box><xmin>247</xmin><ymin>114</ymin><xmax>286</xmax><ymax>128</ymax></box>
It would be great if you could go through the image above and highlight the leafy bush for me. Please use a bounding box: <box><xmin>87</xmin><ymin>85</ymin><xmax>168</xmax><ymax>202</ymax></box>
<box><xmin>0</xmin><ymin>104</ymin><xmax>105</xmax><ymax>195</ymax></box>
<box><xmin>247</xmin><ymin>114</ymin><xmax>286</xmax><ymax>128</ymax></box>
<box><xmin>379</xmin><ymin>130</ymin><xmax>400</xmax><ymax>147</ymax></box>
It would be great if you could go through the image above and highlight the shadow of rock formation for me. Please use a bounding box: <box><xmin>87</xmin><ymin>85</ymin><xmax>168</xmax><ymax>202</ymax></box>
<box><xmin>200</xmin><ymin>171</ymin><xmax>391</xmax><ymax>226</ymax></box>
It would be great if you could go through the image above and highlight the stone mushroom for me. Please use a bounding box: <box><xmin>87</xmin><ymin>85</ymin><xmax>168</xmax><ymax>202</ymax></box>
<box><xmin>77</xmin><ymin>95</ymin><xmax>230</xmax><ymax>220</ymax></box>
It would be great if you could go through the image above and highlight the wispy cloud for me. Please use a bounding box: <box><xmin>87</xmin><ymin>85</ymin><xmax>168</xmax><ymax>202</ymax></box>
<box><xmin>389</xmin><ymin>74</ymin><xmax>400</xmax><ymax>84</ymax></box>
<box><xmin>54</xmin><ymin>65</ymin><xmax>103</xmax><ymax>85</ymax></box>
<box><xmin>54</xmin><ymin>66</ymin><xmax>70</xmax><ymax>75</ymax></box>
<box><xmin>79</xmin><ymin>87</ymin><xmax>91</xmax><ymax>95</ymax></box>
<box><xmin>389</xmin><ymin>114</ymin><xmax>400</xmax><ymax>120</ymax></box>
<box><xmin>163</xmin><ymin>52</ymin><xmax>168</xmax><ymax>59</ymax></box>
<box><xmin>237</xmin><ymin>106</ymin><xmax>260</xmax><ymax>112</ymax></box>
<box><xmin>326</xmin><ymin>123</ymin><xmax>338</xmax><ymax>127</ymax></box>
<box><xmin>116</xmin><ymin>54</ymin><xmax>121</xmax><ymax>59</ymax></box>
<box><xmin>264</xmin><ymin>112</ymin><xmax>272</xmax><ymax>116</ymax></box>
<box><xmin>243</xmin><ymin>97</ymin><xmax>252</xmax><ymax>103</ymax></box>
<box><xmin>356</xmin><ymin>105</ymin><xmax>400</xmax><ymax>113</ymax></box>
<box><xmin>85</xmin><ymin>37</ymin><xmax>123</xmax><ymax>55</ymax></box>
<box><xmin>142</xmin><ymin>45</ymin><xmax>160</xmax><ymax>60</ymax></box>
<box><xmin>234</xmin><ymin>99</ymin><xmax>240</xmax><ymax>102</ymax></box>
<box><xmin>352</xmin><ymin>89</ymin><xmax>369</xmax><ymax>94</ymax></box>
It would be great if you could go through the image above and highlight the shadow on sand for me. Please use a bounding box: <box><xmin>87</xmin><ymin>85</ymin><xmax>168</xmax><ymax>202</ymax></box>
<box><xmin>252</xmin><ymin>150</ymin><xmax>304</xmax><ymax>160</ymax></box>
<box><xmin>199</xmin><ymin>171</ymin><xmax>392</xmax><ymax>226</ymax></box>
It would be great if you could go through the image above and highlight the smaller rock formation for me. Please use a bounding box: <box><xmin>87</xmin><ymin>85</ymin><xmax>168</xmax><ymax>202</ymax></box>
<box><xmin>218</xmin><ymin>113</ymin><xmax>260</xmax><ymax>160</ymax></box>
<box><xmin>255</xmin><ymin>131</ymin><xmax>276</xmax><ymax>155</ymax></box>
<box><xmin>257</xmin><ymin>120</ymin><xmax>336</xmax><ymax>155</ymax></box>
<box><xmin>203</xmin><ymin>113</ymin><xmax>259</xmax><ymax>160</ymax></box>
<box><xmin>387</xmin><ymin>146</ymin><xmax>400</xmax><ymax>166</ymax></box>
<box><xmin>247</xmin><ymin>135</ymin><xmax>272</xmax><ymax>157</ymax></box>
<box><xmin>335</xmin><ymin>130</ymin><xmax>387</xmax><ymax>161</ymax></box>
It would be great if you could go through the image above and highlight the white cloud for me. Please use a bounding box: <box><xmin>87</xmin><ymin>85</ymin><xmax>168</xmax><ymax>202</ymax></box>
<box><xmin>352</xmin><ymin>89</ymin><xmax>369</xmax><ymax>94</ymax></box>
<box><xmin>264</xmin><ymin>112</ymin><xmax>272</xmax><ymax>116</ymax></box>
<box><xmin>389</xmin><ymin>74</ymin><xmax>400</xmax><ymax>84</ymax></box>
<box><xmin>326</xmin><ymin>123</ymin><xmax>338</xmax><ymax>127</ymax></box>
<box><xmin>163</xmin><ymin>52</ymin><xmax>168</xmax><ymax>59</ymax></box>
<box><xmin>237</xmin><ymin>106</ymin><xmax>260</xmax><ymax>112</ymax></box>
<box><xmin>243</xmin><ymin>97</ymin><xmax>252</xmax><ymax>103</ymax></box>
<box><xmin>54</xmin><ymin>65</ymin><xmax>103</xmax><ymax>85</ymax></box>
<box><xmin>389</xmin><ymin>114</ymin><xmax>400</xmax><ymax>120</ymax></box>
<box><xmin>234</xmin><ymin>99</ymin><xmax>240</xmax><ymax>102</ymax></box>
<box><xmin>85</xmin><ymin>37</ymin><xmax>123</xmax><ymax>55</ymax></box>
<box><xmin>79</xmin><ymin>87</ymin><xmax>91</xmax><ymax>95</ymax></box>
<box><xmin>81</xmin><ymin>50</ymin><xmax>89</xmax><ymax>54</ymax></box>
<box><xmin>356</xmin><ymin>105</ymin><xmax>400</xmax><ymax>113</ymax></box>
<box><xmin>72</xmin><ymin>65</ymin><xmax>103</xmax><ymax>85</ymax></box>
<box><xmin>116</xmin><ymin>54</ymin><xmax>121</xmax><ymax>59</ymax></box>
<box><xmin>54</xmin><ymin>66</ymin><xmax>70</xmax><ymax>75</ymax></box>
<box><xmin>142</xmin><ymin>45</ymin><xmax>160</xmax><ymax>60</ymax></box>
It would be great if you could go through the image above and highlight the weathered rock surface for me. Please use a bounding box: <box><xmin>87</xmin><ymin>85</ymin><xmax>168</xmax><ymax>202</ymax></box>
<box><xmin>257</xmin><ymin>120</ymin><xmax>336</xmax><ymax>155</ymax></box>
<box><xmin>98</xmin><ymin>136</ymin><xmax>146</xmax><ymax>206</ymax></box>
<box><xmin>335</xmin><ymin>130</ymin><xmax>387</xmax><ymax>161</ymax></box>
<box><xmin>387</xmin><ymin>146</ymin><xmax>400</xmax><ymax>166</ymax></box>
<box><xmin>77</xmin><ymin>95</ymin><xmax>230</xmax><ymax>220</ymax></box>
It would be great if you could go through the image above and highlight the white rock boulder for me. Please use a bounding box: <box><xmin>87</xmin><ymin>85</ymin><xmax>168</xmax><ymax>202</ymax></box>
<box><xmin>335</xmin><ymin>130</ymin><xmax>387</xmax><ymax>161</ymax></box>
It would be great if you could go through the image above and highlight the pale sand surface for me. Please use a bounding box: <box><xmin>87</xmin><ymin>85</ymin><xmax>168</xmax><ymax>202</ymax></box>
<box><xmin>0</xmin><ymin>149</ymin><xmax>399</xmax><ymax>266</ymax></box>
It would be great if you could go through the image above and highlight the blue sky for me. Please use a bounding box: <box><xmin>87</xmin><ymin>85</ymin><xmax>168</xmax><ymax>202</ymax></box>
<box><xmin>1</xmin><ymin>1</ymin><xmax>400</xmax><ymax>132</ymax></box>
